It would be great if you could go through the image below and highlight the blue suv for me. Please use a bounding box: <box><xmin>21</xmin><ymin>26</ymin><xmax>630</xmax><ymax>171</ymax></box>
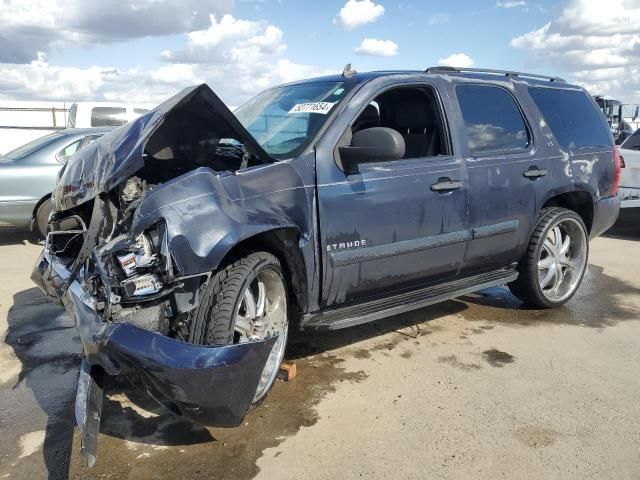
<box><xmin>32</xmin><ymin>66</ymin><xmax>620</xmax><ymax>463</ymax></box>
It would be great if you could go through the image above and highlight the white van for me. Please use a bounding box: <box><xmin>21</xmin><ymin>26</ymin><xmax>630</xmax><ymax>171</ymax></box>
<box><xmin>0</xmin><ymin>101</ymin><xmax>70</xmax><ymax>155</ymax></box>
<box><xmin>0</xmin><ymin>101</ymin><xmax>153</xmax><ymax>155</ymax></box>
<box><xmin>66</xmin><ymin>102</ymin><xmax>154</xmax><ymax>128</ymax></box>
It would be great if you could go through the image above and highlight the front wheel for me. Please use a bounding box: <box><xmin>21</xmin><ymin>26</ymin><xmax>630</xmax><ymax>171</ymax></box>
<box><xmin>35</xmin><ymin>198</ymin><xmax>52</xmax><ymax>239</ymax></box>
<box><xmin>509</xmin><ymin>207</ymin><xmax>589</xmax><ymax>308</ymax></box>
<box><xmin>176</xmin><ymin>252</ymin><xmax>288</xmax><ymax>403</ymax></box>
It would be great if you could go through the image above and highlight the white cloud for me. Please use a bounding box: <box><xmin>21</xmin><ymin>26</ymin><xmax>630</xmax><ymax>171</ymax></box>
<box><xmin>355</xmin><ymin>38</ymin><xmax>398</xmax><ymax>57</ymax></box>
<box><xmin>158</xmin><ymin>14</ymin><xmax>328</xmax><ymax>102</ymax></box>
<box><xmin>510</xmin><ymin>0</ymin><xmax>640</xmax><ymax>101</ymax></box>
<box><xmin>162</xmin><ymin>15</ymin><xmax>286</xmax><ymax>64</ymax></box>
<box><xmin>438</xmin><ymin>53</ymin><xmax>474</xmax><ymax>68</ymax></box>
<box><xmin>0</xmin><ymin>53</ymin><xmax>329</xmax><ymax>105</ymax></box>
<box><xmin>0</xmin><ymin>5</ymin><xmax>332</xmax><ymax>106</ymax></box>
<box><xmin>496</xmin><ymin>1</ymin><xmax>527</xmax><ymax>8</ymax></box>
<box><xmin>0</xmin><ymin>9</ymin><xmax>331</xmax><ymax>107</ymax></box>
<box><xmin>334</xmin><ymin>0</ymin><xmax>385</xmax><ymax>30</ymax></box>
<box><xmin>0</xmin><ymin>0</ymin><xmax>232</xmax><ymax>63</ymax></box>
<box><xmin>428</xmin><ymin>13</ymin><xmax>450</xmax><ymax>24</ymax></box>
<box><xmin>0</xmin><ymin>53</ymin><xmax>204</xmax><ymax>103</ymax></box>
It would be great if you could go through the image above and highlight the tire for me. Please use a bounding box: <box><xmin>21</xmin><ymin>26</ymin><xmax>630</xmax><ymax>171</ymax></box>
<box><xmin>35</xmin><ymin>198</ymin><xmax>52</xmax><ymax>239</ymax></box>
<box><xmin>509</xmin><ymin>207</ymin><xmax>589</xmax><ymax>308</ymax></box>
<box><xmin>176</xmin><ymin>251</ymin><xmax>289</xmax><ymax>403</ymax></box>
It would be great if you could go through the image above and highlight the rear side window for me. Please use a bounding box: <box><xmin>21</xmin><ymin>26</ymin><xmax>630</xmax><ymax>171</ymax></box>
<box><xmin>529</xmin><ymin>88</ymin><xmax>612</xmax><ymax>150</ymax></box>
<box><xmin>456</xmin><ymin>85</ymin><xmax>530</xmax><ymax>155</ymax></box>
<box><xmin>56</xmin><ymin>139</ymin><xmax>82</xmax><ymax>163</ymax></box>
<box><xmin>91</xmin><ymin>107</ymin><xmax>127</xmax><ymax>127</ymax></box>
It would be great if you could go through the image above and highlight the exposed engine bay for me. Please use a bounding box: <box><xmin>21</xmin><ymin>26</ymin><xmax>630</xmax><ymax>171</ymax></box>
<box><xmin>45</xmin><ymin>84</ymin><xmax>269</xmax><ymax>337</ymax></box>
<box><xmin>47</xmin><ymin>175</ymin><xmax>202</xmax><ymax>338</ymax></box>
<box><xmin>31</xmin><ymin>84</ymin><xmax>313</xmax><ymax>466</ymax></box>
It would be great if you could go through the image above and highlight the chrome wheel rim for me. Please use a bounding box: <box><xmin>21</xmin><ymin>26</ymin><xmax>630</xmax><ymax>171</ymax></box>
<box><xmin>537</xmin><ymin>218</ymin><xmax>587</xmax><ymax>303</ymax></box>
<box><xmin>234</xmin><ymin>268</ymin><xmax>288</xmax><ymax>403</ymax></box>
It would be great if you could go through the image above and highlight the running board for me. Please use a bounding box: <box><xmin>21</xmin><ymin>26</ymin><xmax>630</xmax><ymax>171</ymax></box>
<box><xmin>300</xmin><ymin>268</ymin><xmax>518</xmax><ymax>331</ymax></box>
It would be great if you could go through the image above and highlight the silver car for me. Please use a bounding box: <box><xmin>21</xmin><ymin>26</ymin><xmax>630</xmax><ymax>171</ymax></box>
<box><xmin>619</xmin><ymin>128</ymin><xmax>640</xmax><ymax>209</ymax></box>
<box><xmin>0</xmin><ymin>128</ymin><xmax>110</xmax><ymax>237</ymax></box>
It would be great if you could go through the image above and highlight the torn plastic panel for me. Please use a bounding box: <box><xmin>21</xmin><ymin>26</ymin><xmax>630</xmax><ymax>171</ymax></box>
<box><xmin>52</xmin><ymin>83</ymin><xmax>272</xmax><ymax>212</ymax></box>
<box><xmin>62</xmin><ymin>284</ymin><xmax>277</xmax><ymax>425</ymax></box>
<box><xmin>33</xmin><ymin>249</ymin><xmax>277</xmax><ymax>463</ymax></box>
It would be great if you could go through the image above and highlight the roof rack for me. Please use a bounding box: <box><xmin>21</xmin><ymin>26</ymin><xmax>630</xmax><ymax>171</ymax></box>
<box><xmin>424</xmin><ymin>66</ymin><xmax>565</xmax><ymax>83</ymax></box>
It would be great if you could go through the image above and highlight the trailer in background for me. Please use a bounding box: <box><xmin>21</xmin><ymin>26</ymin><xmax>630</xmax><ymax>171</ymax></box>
<box><xmin>0</xmin><ymin>101</ymin><xmax>154</xmax><ymax>155</ymax></box>
<box><xmin>0</xmin><ymin>101</ymin><xmax>69</xmax><ymax>155</ymax></box>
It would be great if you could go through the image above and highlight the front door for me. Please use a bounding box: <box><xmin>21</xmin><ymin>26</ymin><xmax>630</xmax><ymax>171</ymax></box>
<box><xmin>315</xmin><ymin>82</ymin><xmax>469</xmax><ymax>308</ymax></box>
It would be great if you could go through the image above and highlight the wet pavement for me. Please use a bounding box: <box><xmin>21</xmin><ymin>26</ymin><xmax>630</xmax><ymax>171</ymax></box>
<box><xmin>1</xmin><ymin>218</ymin><xmax>639</xmax><ymax>479</ymax></box>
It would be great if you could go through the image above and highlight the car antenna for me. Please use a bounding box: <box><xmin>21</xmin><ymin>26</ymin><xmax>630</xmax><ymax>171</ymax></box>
<box><xmin>342</xmin><ymin>63</ymin><xmax>357</xmax><ymax>78</ymax></box>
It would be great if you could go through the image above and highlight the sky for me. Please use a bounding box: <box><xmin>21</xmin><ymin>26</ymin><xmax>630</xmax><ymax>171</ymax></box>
<box><xmin>1</xmin><ymin>0</ymin><xmax>639</xmax><ymax>107</ymax></box>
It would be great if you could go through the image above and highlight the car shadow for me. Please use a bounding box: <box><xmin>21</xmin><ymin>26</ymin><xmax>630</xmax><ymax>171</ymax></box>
<box><xmin>4</xmin><ymin>285</ymin><xmax>471</xmax><ymax>476</ymax></box>
<box><xmin>458</xmin><ymin>264</ymin><xmax>639</xmax><ymax>328</ymax></box>
<box><xmin>0</xmin><ymin>228</ymin><xmax>40</xmax><ymax>246</ymax></box>
<box><xmin>4</xmin><ymin>288</ymin><xmax>217</xmax><ymax>479</ymax></box>
<box><xmin>603</xmin><ymin>210</ymin><xmax>640</xmax><ymax>241</ymax></box>
<box><xmin>286</xmin><ymin>299</ymin><xmax>469</xmax><ymax>360</ymax></box>
<box><xmin>9</xmin><ymin>261</ymin><xmax>635</xmax><ymax>477</ymax></box>
<box><xmin>5</xmin><ymin>287</ymin><xmax>80</xmax><ymax>480</ymax></box>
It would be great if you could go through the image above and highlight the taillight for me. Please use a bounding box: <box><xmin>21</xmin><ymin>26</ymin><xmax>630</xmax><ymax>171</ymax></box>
<box><xmin>612</xmin><ymin>144</ymin><xmax>622</xmax><ymax>195</ymax></box>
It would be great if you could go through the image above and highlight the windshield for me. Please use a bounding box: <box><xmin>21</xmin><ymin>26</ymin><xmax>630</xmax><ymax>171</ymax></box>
<box><xmin>0</xmin><ymin>132</ymin><xmax>68</xmax><ymax>162</ymax></box>
<box><xmin>234</xmin><ymin>81</ymin><xmax>352</xmax><ymax>158</ymax></box>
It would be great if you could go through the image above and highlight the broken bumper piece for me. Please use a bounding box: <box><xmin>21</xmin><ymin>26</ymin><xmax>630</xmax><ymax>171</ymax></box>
<box><xmin>32</xmin><ymin>250</ymin><xmax>277</xmax><ymax>463</ymax></box>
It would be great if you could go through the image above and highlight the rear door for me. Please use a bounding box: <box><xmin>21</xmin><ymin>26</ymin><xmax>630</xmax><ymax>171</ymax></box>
<box><xmin>315</xmin><ymin>81</ymin><xmax>469</xmax><ymax>308</ymax></box>
<box><xmin>527</xmin><ymin>87</ymin><xmax>616</xmax><ymax>201</ymax></box>
<box><xmin>453</xmin><ymin>83</ymin><xmax>541</xmax><ymax>275</ymax></box>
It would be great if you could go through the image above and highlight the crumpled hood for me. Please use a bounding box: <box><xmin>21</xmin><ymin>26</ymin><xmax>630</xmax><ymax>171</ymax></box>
<box><xmin>52</xmin><ymin>83</ymin><xmax>270</xmax><ymax>212</ymax></box>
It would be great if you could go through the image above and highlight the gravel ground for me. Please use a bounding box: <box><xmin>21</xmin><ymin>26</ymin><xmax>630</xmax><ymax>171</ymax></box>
<box><xmin>1</xmin><ymin>214</ymin><xmax>639</xmax><ymax>480</ymax></box>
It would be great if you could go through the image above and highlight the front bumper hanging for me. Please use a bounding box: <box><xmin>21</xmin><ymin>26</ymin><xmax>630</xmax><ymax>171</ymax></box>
<box><xmin>32</xmin><ymin>249</ymin><xmax>277</xmax><ymax>464</ymax></box>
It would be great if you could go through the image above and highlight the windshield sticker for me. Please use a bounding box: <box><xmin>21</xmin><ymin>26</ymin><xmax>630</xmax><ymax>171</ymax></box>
<box><xmin>289</xmin><ymin>102</ymin><xmax>335</xmax><ymax>115</ymax></box>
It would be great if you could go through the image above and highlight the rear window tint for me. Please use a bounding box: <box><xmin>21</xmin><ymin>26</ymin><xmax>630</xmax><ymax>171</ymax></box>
<box><xmin>456</xmin><ymin>85</ymin><xmax>530</xmax><ymax>155</ymax></box>
<box><xmin>529</xmin><ymin>88</ymin><xmax>612</xmax><ymax>149</ymax></box>
<box><xmin>91</xmin><ymin>107</ymin><xmax>127</xmax><ymax>127</ymax></box>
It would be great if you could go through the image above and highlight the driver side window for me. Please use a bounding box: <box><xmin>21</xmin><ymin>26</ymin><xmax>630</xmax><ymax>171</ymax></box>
<box><xmin>349</xmin><ymin>85</ymin><xmax>449</xmax><ymax>160</ymax></box>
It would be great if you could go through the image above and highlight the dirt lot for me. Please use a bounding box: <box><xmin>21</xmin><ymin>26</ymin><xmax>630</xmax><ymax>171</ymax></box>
<box><xmin>1</xmin><ymin>215</ymin><xmax>639</xmax><ymax>480</ymax></box>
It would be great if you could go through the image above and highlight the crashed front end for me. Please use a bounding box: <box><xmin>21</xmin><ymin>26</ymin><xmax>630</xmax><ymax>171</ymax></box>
<box><xmin>31</xmin><ymin>84</ymin><xmax>283</xmax><ymax>465</ymax></box>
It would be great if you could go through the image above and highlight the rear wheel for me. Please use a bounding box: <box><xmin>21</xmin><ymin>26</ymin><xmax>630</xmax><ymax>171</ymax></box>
<box><xmin>509</xmin><ymin>207</ymin><xmax>589</xmax><ymax>308</ymax></box>
<box><xmin>177</xmin><ymin>252</ymin><xmax>288</xmax><ymax>403</ymax></box>
<box><xmin>35</xmin><ymin>198</ymin><xmax>52</xmax><ymax>239</ymax></box>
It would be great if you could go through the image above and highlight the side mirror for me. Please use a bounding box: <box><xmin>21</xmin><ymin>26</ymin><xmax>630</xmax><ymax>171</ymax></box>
<box><xmin>339</xmin><ymin>127</ymin><xmax>405</xmax><ymax>174</ymax></box>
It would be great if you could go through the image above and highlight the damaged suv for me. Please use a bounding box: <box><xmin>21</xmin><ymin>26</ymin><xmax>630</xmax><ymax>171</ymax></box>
<box><xmin>33</xmin><ymin>66</ymin><xmax>620</xmax><ymax>464</ymax></box>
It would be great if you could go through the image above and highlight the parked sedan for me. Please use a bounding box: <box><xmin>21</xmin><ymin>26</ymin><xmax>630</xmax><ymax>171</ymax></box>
<box><xmin>0</xmin><ymin>128</ymin><xmax>110</xmax><ymax>237</ymax></box>
<box><xmin>619</xmin><ymin>128</ymin><xmax>640</xmax><ymax>209</ymax></box>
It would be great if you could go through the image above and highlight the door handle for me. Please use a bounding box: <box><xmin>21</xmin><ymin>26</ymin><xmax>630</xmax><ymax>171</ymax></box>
<box><xmin>431</xmin><ymin>178</ymin><xmax>463</xmax><ymax>192</ymax></box>
<box><xmin>523</xmin><ymin>167</ymin><xmax>548</xmax><ymax>179</ymax></box>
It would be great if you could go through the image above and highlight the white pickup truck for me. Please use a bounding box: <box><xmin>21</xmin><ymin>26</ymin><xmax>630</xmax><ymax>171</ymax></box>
<box><xmin>619</xmin><ymin>129</ymin><xmax>640</xmax><ymax>209</ymax></box>
<box><xmin>0</xmin><ymin>101</ymin><xmax>153</xmax><ymax>155</ymax></box>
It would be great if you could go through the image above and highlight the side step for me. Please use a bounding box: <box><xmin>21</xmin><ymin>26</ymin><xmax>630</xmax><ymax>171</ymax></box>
<box><xmin>300</xmin><ymin>268</ymin><xmax>518</xmax><ymax>331</ymax></box>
